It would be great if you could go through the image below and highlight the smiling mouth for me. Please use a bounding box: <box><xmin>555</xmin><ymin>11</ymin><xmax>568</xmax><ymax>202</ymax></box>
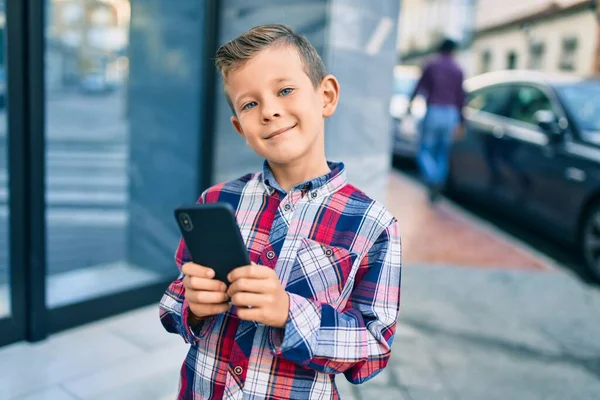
<box><xmin>266</xmin><ymin>123</ymin><xmax>297</xmax><ymax>139</ymax></box>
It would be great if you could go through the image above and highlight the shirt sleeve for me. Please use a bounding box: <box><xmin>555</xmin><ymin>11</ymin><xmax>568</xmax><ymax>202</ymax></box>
<box><xmin>158</xmin><ymin>192</ymin><xmax>217</xmax><ymax>344</ymax></box>
<box><xmin>410</xmin><ymin>62</ymin><xmax>432</xmax><ymax>101</ymax></box>
<box><xmin>267</xmin><ymin>219</ymin><xmax>402</xmax><ymax>384</ymax></box>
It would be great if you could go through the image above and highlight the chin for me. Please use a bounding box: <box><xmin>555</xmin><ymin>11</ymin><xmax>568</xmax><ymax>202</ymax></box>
<box><xmin>261</xmin><ymin>144</ymin><xmax>306</xmax><ymax>165</ymax></box>
<box><xmin>265</xmin><ymin>154</ymin><xmax>297</xmax><ymax>165</ymax></box>
<box><xmin>264</xmin><ymin>150</ymin><xmax>305</xmax><ymax>165</ymax></box>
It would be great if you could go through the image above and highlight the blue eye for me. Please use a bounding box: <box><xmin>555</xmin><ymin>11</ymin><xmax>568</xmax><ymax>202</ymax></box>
<box><xmin>242</xmin><ymin>101</ymin><xmax>257</xmax><ymax>111</ymax></box>
<box><xmin>279</xmin><ymin>88</ymin><xmax>293</xmax><ymax>96</ymax></box>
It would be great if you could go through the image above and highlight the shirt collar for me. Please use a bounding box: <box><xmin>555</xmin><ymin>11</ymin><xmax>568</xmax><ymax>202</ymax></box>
<box><xmin>261</xmin><ymin>160</ymin><xmax>347</xmax><ymax>196</ymax></box>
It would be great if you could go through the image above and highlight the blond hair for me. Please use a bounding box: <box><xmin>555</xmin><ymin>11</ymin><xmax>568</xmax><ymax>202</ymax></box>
<box><xmin>215</xmin><ymin>24</ymin><xmax>327</xmax><ymax>113</ymax></box>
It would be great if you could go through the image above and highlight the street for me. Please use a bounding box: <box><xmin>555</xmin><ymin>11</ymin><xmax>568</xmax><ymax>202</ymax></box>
<box><xmin>0</xmin><ymin>88</ymin><xmax>589</xmax><ymax>284</ymax></box>
<box><xmin>2</xmin><ymin>171</ymin><xmax>599</xmax><ymax>400</ymax></box>
<box><xmin>0</xmin><ymin>93</ymin><xmax>599</xmax><ymax>399</ymax></box>
<box><xmin>0</xmin><ymin>0</ymin><xmax>598</xmax><ymax>398</ymax></box>
<box><xmin>347</xmin><ymin>171</ymin><xmax>600</xmax><ymax>399</ymax></box>
<box><xmin>393</xmin><ymin>157</ymin><xmax>591</xmax><ymax>282</ymax></box>
<box><xmin>0</xmin><ymin>88</ymin><xmax>578</xmax><ymax>284</ymax></box>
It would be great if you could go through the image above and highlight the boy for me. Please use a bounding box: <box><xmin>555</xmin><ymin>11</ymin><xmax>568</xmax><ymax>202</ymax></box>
<box><xmin>160</xmin><ymin>24</ymin><xmax>402</xmax><ymax>400</ymax></box>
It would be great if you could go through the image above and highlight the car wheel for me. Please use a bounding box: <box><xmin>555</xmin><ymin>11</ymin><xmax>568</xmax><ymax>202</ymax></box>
<box><xmin>581</xmin><ymin>202</ymin><xmax>600</xmax><ymax>282</ymax></box>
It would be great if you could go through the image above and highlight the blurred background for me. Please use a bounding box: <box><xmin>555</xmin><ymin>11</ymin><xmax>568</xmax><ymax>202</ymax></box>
<box><xmin>0</xmin><ymin>0</ymin><xmax>599</xmax><ymax>399</ymax></box>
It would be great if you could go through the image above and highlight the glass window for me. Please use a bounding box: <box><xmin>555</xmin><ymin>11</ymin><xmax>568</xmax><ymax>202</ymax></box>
<box><xmin>0</xmin><ymin>0</ymin><xmax>7</xmax><ymax>319</ymax></box>
<box><xmin>467</xmin><ymin>85</ymin><xmax>513</xmax><ymax>117</ymax></box>
<box><xmin>508</xmin><ymin>86</ymin><xmax>553</xmax><ymax>126</ymax></box>
<box><xmin>480</xmin><ymin>50</ymin><xmax>491</xmax><ymax>74</ymax></box>
<box><xmin>557</xmin><ymin>81</ymin><xmax>600</xmax><ymax>132</ymax></box>
<box><xmin>45</xmin><ymin>0</ymin><xmax>173</xmax><ymax>308</ymax></box>
<box><xmin>507</xmin><ymin>51</ymin><xmax>518</xmax><ymax>70</ymax></box>
<box><xmin>559</xmin><ymin>37</ymin><xmax>578</xmax><ymax>72</ymax></box>
<box><xmin>529</xmin><ymin>42</ymin><xmax>545</xmax><ymax>70</ymax></box>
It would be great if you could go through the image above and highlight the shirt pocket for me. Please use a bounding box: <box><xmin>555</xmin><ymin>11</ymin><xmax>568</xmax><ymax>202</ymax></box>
<box><xmin>286</xmin><ymin>238</ymin><xmax>357</xmax><ymax>305</ymax></box>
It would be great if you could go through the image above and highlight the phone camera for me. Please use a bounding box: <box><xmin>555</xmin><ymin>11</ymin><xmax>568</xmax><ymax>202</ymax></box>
<box><xmin>179</xmin><ymin>213</ymin><xmax>193</xmax><ymax>232</ymax></box>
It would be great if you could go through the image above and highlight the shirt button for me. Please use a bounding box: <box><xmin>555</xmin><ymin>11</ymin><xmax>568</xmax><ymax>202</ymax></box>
<box><xmin>266</xmin><ymin>250</ymin><xmax>275</xmax><ymax>260</ymax></box>
<box><xmin>325</xmin><ymin>249</ymin><xmax>333</xmax><ymax>257</ymax></box>
<box><xmin>311</xmin><ymin>192</ymin><xmax>318</xmax><ymax>199</ymax></box>
<box><xmin>284</xmin><ymin>204</ymin><xmax>291</xmax><ymax>211</ymax></box>
<box><xmin>234</xmin><ymin>366</ymin><xmax>243</xmax><ymax>376</ymax></box>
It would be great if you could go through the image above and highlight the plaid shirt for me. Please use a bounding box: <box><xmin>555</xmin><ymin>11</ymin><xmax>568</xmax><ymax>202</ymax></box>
<box><xmin>160</xmin><ymin>162</ymin><xmax>402</xmax><ymax>400</ymax></box>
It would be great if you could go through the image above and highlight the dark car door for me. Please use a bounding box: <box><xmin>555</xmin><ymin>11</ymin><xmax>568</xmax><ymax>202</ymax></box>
<box><xmin>500</xmin><ymin>83</ymin><xmax>584</xmax><ymax>238</ymax></box>
<box><xmin>449</xmin><ymin>84</ymin><xmax>514</xmax><ymax>195</ymax></box>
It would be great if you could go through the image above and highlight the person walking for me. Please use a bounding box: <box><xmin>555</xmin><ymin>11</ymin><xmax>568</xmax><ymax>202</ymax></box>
<box><xmin>408</xmin><ymin>38</ymin><xmax>465</xmax><ymax>202</ymax></box>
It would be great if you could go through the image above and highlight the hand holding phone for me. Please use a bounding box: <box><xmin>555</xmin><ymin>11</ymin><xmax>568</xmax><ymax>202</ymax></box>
<box><xmin>175</xmin><ymin>203</ymin><xmax>251</xmax><ymax>285</ymax></box>
<box><xmin>182</xmin><ymin>262</ymin><xmax>230</xmax><ymax>319</ymax></box>
<box><xmin>227</xmin><ymin>264</ymin><xmax>290</xmax><ymax>328</ymax></box>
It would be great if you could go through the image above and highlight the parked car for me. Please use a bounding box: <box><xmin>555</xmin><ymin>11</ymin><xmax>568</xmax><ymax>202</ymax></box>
<box><xmin>389</xmin><ymin>65</ymin><xmax>426</xmax><ymax>159</ymax></box>
<box><xmin>80</xmin><ymin>69</ymin><xmax>116</xmax><ymax>94</ymax></box>
<box><xmin>447</xmin><ymin>70</ymin><xmax>600</xmax><ymax>282</ymax></box>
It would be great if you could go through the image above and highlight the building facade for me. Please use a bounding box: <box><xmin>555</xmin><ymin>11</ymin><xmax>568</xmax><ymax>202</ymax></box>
<box><xmin>397</xmin><ymin>0</ymin><xmax>476</xmax><ymax>75</ymax></box>
<box><xmin>472</xmin><ymin>0</ymin><xmax>597</xmax><ymax>76</ymax></box>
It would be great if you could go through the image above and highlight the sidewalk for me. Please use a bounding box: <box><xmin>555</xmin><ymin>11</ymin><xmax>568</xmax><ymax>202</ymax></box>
<box><xmin>1</xmin><ymin>265</ymin><xmax>598</xmax><ymax>400</ymax></box>
<box><xmin>385</xmin><ymin>172</ymin><xmax>552</xmax><ymax>270</ymax></box>
<box><xmin>360</xmin><ymin>265</ymin><xmax>600</xmax><ymax>400</ymax></box>
<box><xmin>1</xmin><ymin>171</ymin><xmax>599</xmax><ymax>399</ymax></box>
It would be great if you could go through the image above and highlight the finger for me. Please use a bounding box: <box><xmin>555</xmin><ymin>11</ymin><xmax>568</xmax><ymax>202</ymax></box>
<box><xmin>228</xmin><ymin>264</ymin><xmax>273</xmax><ymax>283</ymax></box>
<box><xmin>196</xmin><ymin>303</ymin><xmax>230</xmax><ymax>316</ymax></box>
<box><xmin>184</xmin><ymin>276</ymin><xmax>226</xmax><ymax>292</ymax></box>
<box><xmin>212</xmin><ymin>303</ymin><xmax>231</xmax><ymax>315</ymax></box>
<box><xmin>230</xmin><ymin>292</ymin><xmax>267</xmax><ymax>308</ymax></box>
<box><xmin>187</xmin><ymin>289</ymin><xmax>230</xmax><ymax>305</ymax></box>
<box><xmin>227</xmin><ymin>278</ymin><xmax>272</xmax><ymax>297</ymax></box>
<box><xmin>182</xmin><ymin>262</ymin><xmax>215</xmax><ymax>279</ymax></box>
<box><xmin>236</xmin><ymin>307</ymin><xmax>264</xmax><ymax>322</ymax></box>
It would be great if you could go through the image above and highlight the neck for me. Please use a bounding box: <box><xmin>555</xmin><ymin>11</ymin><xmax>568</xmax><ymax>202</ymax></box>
<box><xmin>268</xmin><ymin>156</ymin><xmax>330</xmax><ymax>193</ymax></box>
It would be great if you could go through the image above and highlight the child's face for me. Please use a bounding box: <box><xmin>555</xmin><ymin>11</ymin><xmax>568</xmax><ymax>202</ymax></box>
<box><xmin>227</xmin><ymin>45</ymin><xmax>338</xmax><ymax>166</ymax></box>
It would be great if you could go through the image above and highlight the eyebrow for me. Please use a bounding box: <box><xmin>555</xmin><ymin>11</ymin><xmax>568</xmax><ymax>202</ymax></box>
<box><xmin>273</xmin><ymin>77</ymin><xmax>293</xmax><ymax>84</ymax></box>
<box><xmin>232</xmin><ymin>91</ymin><xmax>253</xmax><ymax>108</ymax></box>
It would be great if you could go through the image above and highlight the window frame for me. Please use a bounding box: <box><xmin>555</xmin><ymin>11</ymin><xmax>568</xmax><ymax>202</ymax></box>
<box><xmin>505</xmin><ymin>83</ymin><xmax>567</xmax><ymax>134</ymax></box>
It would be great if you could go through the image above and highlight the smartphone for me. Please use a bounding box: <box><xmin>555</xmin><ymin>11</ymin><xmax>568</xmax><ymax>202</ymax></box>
<box><xmin>174</xmin><ymin>202</ymin><xmax>251</xmax><ymax>284</ymax></box>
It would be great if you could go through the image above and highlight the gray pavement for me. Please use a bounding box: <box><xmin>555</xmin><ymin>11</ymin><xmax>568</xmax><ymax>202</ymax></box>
<box><xmin>354</xmin><ymin>265</ymin><xmax>600</xmax><ymax>400</ymax></box>
<box><xmin>2</xmin><ymin>264</ymin><xmax>598</xmax><ymax>400</ymax></box>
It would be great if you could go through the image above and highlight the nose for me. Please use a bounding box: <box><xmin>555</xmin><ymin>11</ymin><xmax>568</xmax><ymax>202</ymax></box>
<box><xmin>261</xmin><ymin>98</ymin><xmax>282</xmax><ymax>123</ymax></box>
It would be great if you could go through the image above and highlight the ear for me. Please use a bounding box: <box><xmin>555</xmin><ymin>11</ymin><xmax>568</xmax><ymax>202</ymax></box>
<box><xmin>230</xmin><ymin>116</ymin><xmax>246</xmax><ymax>140</ymax></box>
<box><xmin>320</xmin><ymin>74</ymin><xmax>340</xmax><ymax>118</ymax></box>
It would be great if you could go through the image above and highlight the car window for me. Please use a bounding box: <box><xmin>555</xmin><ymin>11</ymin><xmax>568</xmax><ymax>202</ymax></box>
<box><xmin>556</xmin><ymin>82</ymin><xmax>600</xmax><ymax>132</ymax></box>
<box><xmin>467</xmin><ymin>85</ymin><xmax>512</xmax><ymax>116</ymax></box>
<box><xmin>508</xmin><ymin>85</ymin><xmax>553</xmax><ymax>125</ymax></box>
